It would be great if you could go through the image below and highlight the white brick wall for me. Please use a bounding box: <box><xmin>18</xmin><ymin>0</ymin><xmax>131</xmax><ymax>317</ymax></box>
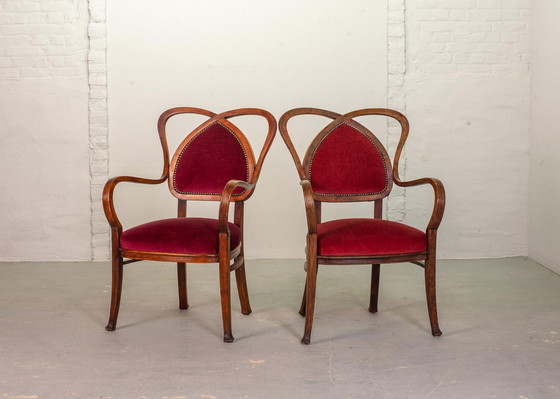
<box><xmin>399</xmin><ymin>0</ymin><xmax>531</xmax><ymax>258</ymax></box>
<box><xmin>0</xmin><ymin>0</ymin><xmax>93</xmax><ymax>261</ymax></box>
<box><xmin>387</xmin><ymin>0</ymin><xmax>408</xmax><ymax>223</ymax></box>
<box><xmin>88</xmin><ymin>0</ymin><xmax>109</xmax><ymax>260</ymax></box>
<box><xmin>407</xmin><ymin>0</ymin><xmax>530</xmax><ymax>75</ymax></box>
<box><xmin>0</xmin><ymin>0</ymin><xmax>533</xmax><ymax>260</ymax></box>
<box><xmin>0</xmin><ymin>0</ymin><xmax>89</xmax><ymax>79</ymax></box>
<box><xmin>0</xmin><ymin>0</ymin><xmax>109</xmax><ymax>261</ymax></box>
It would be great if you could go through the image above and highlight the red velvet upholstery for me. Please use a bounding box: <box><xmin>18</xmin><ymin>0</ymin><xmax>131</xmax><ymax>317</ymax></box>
<box><xmin>317</xmin><ymin>218</ymin><xmax>426</xmax><ymax>256</ymax></box>
<box><xmin>309</xmin><ymin>123</ymin><xmax>389</xmax><ymax>196</ymax></box>
<box><xmin>120</xmin><ymin>218</ymin><xmax>241</xmax><ymax>255</ymax></box>
<box><xmin>173</xmin><ymin>122</ymin><xmax>248</xmax><ymax>195</ymax></box>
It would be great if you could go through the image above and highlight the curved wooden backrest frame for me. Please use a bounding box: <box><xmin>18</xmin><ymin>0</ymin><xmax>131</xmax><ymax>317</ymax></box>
<box><xmin>157</xmin><ymin>107</ymin><xmax>277</xmax><ymax>202</ymax></box>
<box><xmin>279</xmin><ymin>108</ymin><xmax>410</xmax><ymax>202</ymax></box>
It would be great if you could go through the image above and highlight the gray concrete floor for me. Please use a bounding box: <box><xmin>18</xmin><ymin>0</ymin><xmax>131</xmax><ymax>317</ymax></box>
<box><xmin>0</xmin><ymin>258</ymin><xmax>559</xmax><ymax>399</ymax></box>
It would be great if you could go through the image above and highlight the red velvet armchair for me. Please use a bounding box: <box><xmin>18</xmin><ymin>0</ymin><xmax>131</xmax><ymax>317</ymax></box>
<box><xmin>103</xmin><ymin>107</ymin><xmax>276</xmax><ymax>342</ymax></box>
<box><xmin>279</xmin><ymin>108</ymin><xmax>445</xmax><ymax>344</ymax></box>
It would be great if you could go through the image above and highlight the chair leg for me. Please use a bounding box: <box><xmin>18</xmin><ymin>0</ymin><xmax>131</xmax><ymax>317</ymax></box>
<box><xmin>106</xmin><ymin>255</ymin><xmax>123</xmax><ymax>331</ymax></box>
<box><xmin>302</xmin><ymin>237</ymin><xmax>318</xmax><ymax>345</ymax></box>
<box><xmin>298</xmin><ymin>277</ymin><xmax>307</xmax><ymax>317</ymax></box>
<box><xmin>219</xmin><ymin>235</ymin><xmax>233</xmax><ymax>343</ymax></box>
<box><xmin>425</xmin><ymin>256</ymin><xmax>442</xmax><ymax>336</ymax></box>
<box><xmin>299</xmin><ymin>259</ymin><xmax>317</xmax><ymax>316</ymax></box>
<box><xmin>177</xmin><ymin>262</ymin><xmax>189</xmax><ymax>310</ymax></box>
<box><xmin>235</xmin><ymin>259</ymin><xmax>252</xmax><ymax>315</ymax></box>
<box><xmin>369</xmin><ymin>264</ymin><xmax>380</xmax><ymax>313</ymax></box>
<box><xmin>219</xmin><ymin>264</ymin><xmax>233</xmax><ymax>343</ymax></box>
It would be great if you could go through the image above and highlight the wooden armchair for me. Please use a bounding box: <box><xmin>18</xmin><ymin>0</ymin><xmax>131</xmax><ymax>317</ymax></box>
<box><xmin>279</xmin><ymin>108</ymin><xmax>445</xmax><ymax>344</ymax></box>
<box><xmin>103</xmin><ymin>107</ymin><xmax>276</xmax><ymax>342</ymax></box>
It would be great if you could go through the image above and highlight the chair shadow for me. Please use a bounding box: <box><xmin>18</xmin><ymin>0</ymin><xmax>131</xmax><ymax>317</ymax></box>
<box><xmin>233</xmin><ymin>305</ymin><xmax>304</xmax><ymax>343</ymax></box>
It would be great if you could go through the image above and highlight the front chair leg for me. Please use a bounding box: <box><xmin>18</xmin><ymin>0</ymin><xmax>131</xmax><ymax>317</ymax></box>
<box><xmin>302</xmin><ymin>260</ymin><xmax>318</xmax><ymax>345</ymax></box>
<box><xmin>234</xmin><ymin>259</ymin><xmax>252</xmax><ymax>315</ymax></box>
<box><xmin>302</xmin><ymin>237</ymin><xmax>318</xmax><ymax>345</ymax></box>
<box><xmin>106</xmin><ymin>255</ymin><xmax>123</xmax><ymax>331</ymax></box>
<box><xmin>177</xmin><ymin>262</ymin><xmax>189</xmax><ymax>310</ymax></box>
<box><xmin>219</xmin><ymin>234</ymin><xmax>234</xmax><ymax>343</ymax></box>
<box><xmin>425</xmin><ymin>256</ymin><xmax>442</xmax><ymax>336</ymax></box>
<box><xmin>219</xmin><ymin>264</ymin><xmax>233</xmax><ymax>342</ymax></box>
<box><xmin>369</xmin><ymin>264</ymin><xmax>380</xmax><ymax>313</ymax></box>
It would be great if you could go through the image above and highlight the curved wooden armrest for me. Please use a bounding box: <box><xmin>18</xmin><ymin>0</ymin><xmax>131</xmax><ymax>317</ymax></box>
<box><xmin>300</xmin><ymin>179</ymin><xmax>318</xmax><ymax>234</ymax></box>
<box><xmin>103</xmin><ymin>175</ymin><xmax>167</xmax><ymax>230</ymax></box>
<box><xmin>395</xmin><ymin>177</ymin><xmax>446</xmax><ymax>231</ymax></box>
<box><xmin>218</xmin><ymin>180</ymin><xmax>255</xmax><ymax>235</ymax></box>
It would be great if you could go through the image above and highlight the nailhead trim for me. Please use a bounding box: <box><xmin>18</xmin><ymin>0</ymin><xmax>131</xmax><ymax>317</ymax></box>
<box><xmin>172</xmin><ymin>121</ymin><xmax>250</xmax><ymax>196</ymax></box>
<box><xmin>308</xmin><ymin>122</ymin><xmax>389</xmax><ymax>197</ymax></box>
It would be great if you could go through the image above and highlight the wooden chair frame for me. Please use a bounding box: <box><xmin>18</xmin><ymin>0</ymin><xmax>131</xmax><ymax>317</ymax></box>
<box><xmin>103</xmin><ymin>107</ymin><xmax>276</xmax><ymax>342</ymax></box>
<box><xmin>279</xmin><ymin>108</ymin><xmax>445</xmax><ymax>344</ymax></box>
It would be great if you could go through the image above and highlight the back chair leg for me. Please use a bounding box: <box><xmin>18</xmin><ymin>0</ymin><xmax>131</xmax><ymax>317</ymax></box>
<box><xmin>177</xmin><ymin>262</ymin><xmax>189</xmax><ymax>310</ymax></box>
<box><xmin>369</xmin><ymin>264</ymin><xmax>380</xmax><ymax>313</ymax></box>
<box><xmin>235</xmin><ymin>258</ymin><xmax>252</xmax><ymax>315</ymax></box>
<box><xmin>106</xmin><ymin>255</ymin><xmax>123</xmax><ymax>331</ymax></box>
<box><xmin>425</xmin><ymin>256</ymin><xmax>442</xmax><ymax>336</ymax></box>
<box><xmin>299</xmin><ymin>258</ymin><xmax>319</xmax><ymax>316</ymax></box>
<box><xmin>299</xmin><ymin>277</ymin><xmax>307</xmax><ymax>316</ymax></box>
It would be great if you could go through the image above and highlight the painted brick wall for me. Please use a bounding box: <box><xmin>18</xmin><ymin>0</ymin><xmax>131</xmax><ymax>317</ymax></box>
<box><xmin>399</xmin><ymin>0</ymin><xmax>531</xmax><ymax>258</ymax></box>
<box><xmin>387</xmin><ymin>0</ymin><xmax>408</xmax><ymax>223</ymax></box>
<box><xmin>0</xmin><ymin>0</ymin><xmax>89</xmax><ymax>79</ymax></box>
<box><xmin>0</xmin><ymin>0</ymin><xmax>103</xmax><ymax>261</ymax></box>
<box><xmin>0</xmin><ymin>0</ymin><xmax>533</xmax><ymax>260</ymax></box>
<box><xmin>408</xmin><ymin>0</ymin><xmax>530</xmax><ymax>75</ymax></box>
<box><xmin>87</xmin><ymin>0</ymin><xmax>109</xmax><ymax>260</ymax></box>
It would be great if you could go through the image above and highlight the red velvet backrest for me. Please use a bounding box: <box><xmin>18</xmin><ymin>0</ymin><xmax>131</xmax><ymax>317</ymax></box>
<box><xmin>169</xmin><ymin>120</ymin><xmax>255</xmax><ymax>200</ymax></box>
<box><xmin>303</xmin><ymin>119</ymin><xmax>393</xmax><ymax>201</ymax></box>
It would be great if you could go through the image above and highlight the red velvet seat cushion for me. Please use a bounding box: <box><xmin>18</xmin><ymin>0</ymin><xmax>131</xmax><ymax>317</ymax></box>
<box><xmin>120</xmin><ymin>218</ymin><xmax>241</xmax><ymax>255</ymax></box>
<box><xmin>317</xmin><ymin>218</ymin><xmax>426</xmax><ymax>256</ymax></box>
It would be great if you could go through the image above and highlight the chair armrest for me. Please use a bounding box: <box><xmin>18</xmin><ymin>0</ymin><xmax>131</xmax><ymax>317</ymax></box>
<box><xmin>300</xmin><ymin>180</ymin><xmax>318</xmax><ymax>234</ymax></box>
<box><xmin>103</xmin><ymin>175</ymin><xmax>167</xmax><ymax>230</ymax></box>
<box><xmin>218</xmin><ymin>180</ymin><xmax>255</xmax><ymax>235</ymax></box>
<box><xmin>394</xmin><ymin>177</ymin><xmax>445</xmax><ymax>231</ymax></box>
